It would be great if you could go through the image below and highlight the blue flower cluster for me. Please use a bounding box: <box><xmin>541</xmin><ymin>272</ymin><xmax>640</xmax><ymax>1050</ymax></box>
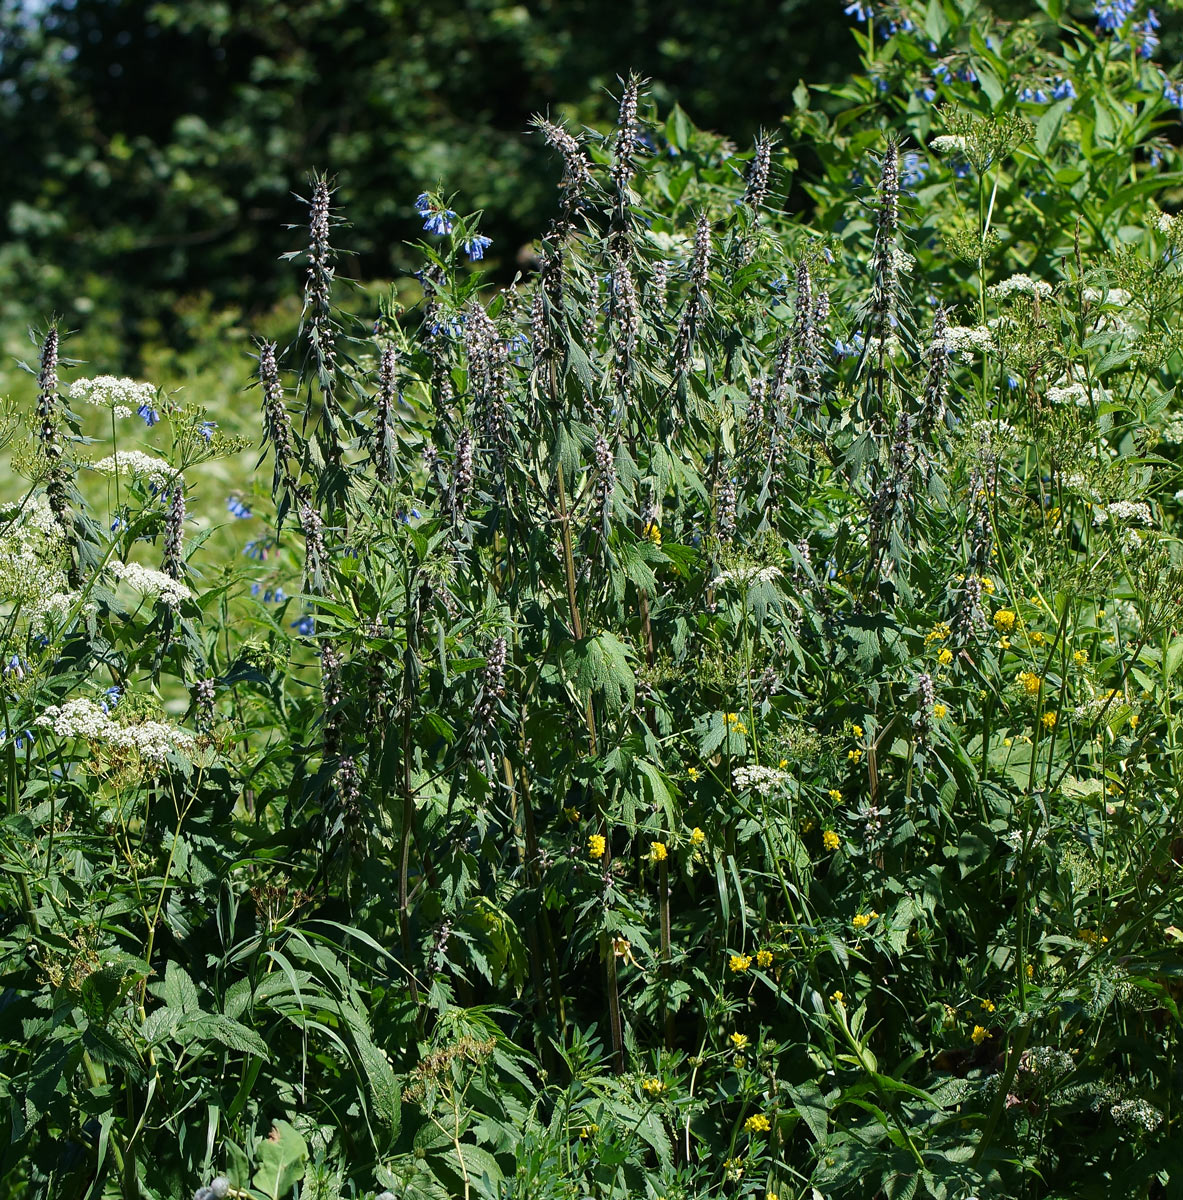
<box><xmin>1094</xmin><ymin>0</ymin><xmax>1136</xmax><ymax>32</ymax></box>
<box><xmin>243</xmin><ymin>538</ymin><xmax>273</xmax><ymax>562</ymax></box>
<box><xmin>251</xmin><ymin>583</ymin><xmax>287</xmax><ymax>603</ymax></box>
<box><xmin>138</xmin><ymin>403</ymin><xmax>160</xmax><ymax>427</ymax></box>
<box><xmin>198</xmin><ymin>420</ymin><xmax>217</xmax><ymax>442</ymax></box>
<box><xmin>226</xmin><ymin>495</ymin><xmax>252</xmax><ymax>519</ymax></box>
<box><xmin>463</xmin><ymin>235</ymin><xmax>493</xmax><ymax>261</ymax></box>
<box><xmin>291</xmin><ymin>615</ymin><xmax>316</xmax><ymax>636</ymax></box>
<box><xmin>844</xmin><ymin>1</ymin><xmax>872</xmax><ymax>20</ymax></box>
<box><xmin>1019</xmin><ymin>78</ymin><xmax>1076</xmax><ymax>104</ymax></box>
<box><xmin>834</xmin><ymin>332</ymin><xmax>866</xmax><ymax>358</ymax></box>
<box><xmin>1163</xmin><ymin>76</ymin><xmax>1183</xmax><ymax>112</ymax></box>
<box><xmin>1132</xmin><ymin>10</ymin><xmax>1160</xmax><ymax>58</ymax></box>
<box><xmin>415</xmin><ymin>193</ymin><xmax>456</xmax><ymax>236</ymax></box>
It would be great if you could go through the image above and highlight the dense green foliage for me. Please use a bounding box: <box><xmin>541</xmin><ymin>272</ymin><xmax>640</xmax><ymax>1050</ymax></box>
<box><xmin>4</xmin><ymin>2</ymin><xmax>1183</xmax><ymax>1199</ymax></box>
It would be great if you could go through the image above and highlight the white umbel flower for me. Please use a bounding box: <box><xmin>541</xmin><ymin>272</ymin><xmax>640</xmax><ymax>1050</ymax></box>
<box><xmin>732</xmin><ymin>764</ymin><xmax>790</xmax><ymax>796</ymax></box>
<box><xmin>68</xmin><ymin>376</ymin><xmax>157</xmax><ymax>411</ymax></box>
<box><xmin>91</xmin><ymin>451</ymin><xmax>179</xmax><ymax>490</ymax></box>
<box><xmin>110</xmin><ymin>561</ymin><xmax>192</xmax><ymax>607</ymax></box>
<box><xmin>989</xmin><ymin>274</ymin><xmax>1053</xmax><ymax>299</ymax></box>
<box><xmin>1092</xmin><ymin>500</ymin><xmax>1152</xmax><ymax>527</ymax></box>
<box><xmin>34</xmin><ymin>697</ymin><xmax>195</xmax><ymax>767</ymax></box>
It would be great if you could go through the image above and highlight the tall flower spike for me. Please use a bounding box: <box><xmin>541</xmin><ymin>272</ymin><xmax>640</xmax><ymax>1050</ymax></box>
<box><xmin>451</xmin><ymin>427</ymin><xmax>475</xmax><ymax>519</ymax></box>
<box><xmin>373</xmin><ymin>343</ymin><xmax>397</xmax><ymax>485</ymax></box>
<box><xmin>611</xmin><ymin>257</ymin><xmax>639</xmax><ymax>404</ymax></box>
<box><xmin>870</xmin><ymin>142</ymin><xmax>901</xmax><ymax>349</ymax></box>
<box><xmin>610</xmin><ymin>75</ymin><xmax>642</xmax><ymax>198</ymax></box>
<box><xmin>37</xmin><ymin>326</ymin><xmax>72</xmax><ymax>549</ymax></box>
<box><xmin>673</xmin><ymin>213</ymin><xmax>712</xmax><ymax>380</ymax></box>
<box><xmin>920</xmin><ymin>306</ymin><xmax>949</xmax><ymax>435</ymax></box>
<box><xmin>532</xmin><ymin>116</ymin><xmax>593</xmax><ymax>209</ymax></box>
<box><xmin>594</xmin><ymin>431</ymin><xmax>617</xmax><ymax>534</ymax></box>
<box><xmin>465</xmin><ymin>303</ymin><xmax>510</xmax><ymax>454</ymax></box>
<box><xmin>305</xmin><ymin>176</ymin><xmax>337</xmax><ymax>382</ymax></box>
<box><xmin>743</xmin><ymin>133</ymin><xmax>775</xmax><ymax>211</ymax></box>
<box><xmin>163</xmin><ymin>482</ymin><xmax>186</xmax><ymax>580</ymax></box>
<box><xmin>260</xmin><ymin>341</ymin><xmax>297</xmax><ymax>498</ymax></box>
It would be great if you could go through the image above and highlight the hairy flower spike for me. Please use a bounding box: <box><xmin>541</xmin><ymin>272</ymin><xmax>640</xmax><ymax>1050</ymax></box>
<box><xmin>373</xmin><ymin>343</ymin><xmax>397</xmax><ymax>484</ymax></box>
<box><xmin>465</xmin><ymin>303</ymin><xmax>510</xmax><ymax>453</ymax></box>
<box><xmin>533</xmin><ymin>116</ymin><xmax>593</xmax><ymax>206</ymax></box>
<box><xmin>260</xmin><ymin>341</ymin><xmax>297</xmax><ymax>496</ymax></box>
<box><xmin>305</xmin><ymin>176</ymin><xmax>337</xmax><ymax>376</ymax></box>
<box><xmin>716</xmin><ymin>472</ymin><xmax>737</xmax><ymax>542</ymax></box>
<box><xmin>673</xmin><ymin>213</ymin><xmax>712</xmax><ymax>379</ymax></box>
<box><xmin>594</xmin><ymin>432</ymin><xmax>617</xmax><ymax>533</ymax></box>
<box><xmin>921</xmin><ymin>306</ymin><xmax>950</xmax><ymax>435</ymax></box>
<box><xmin>476</xmin><ymin>635</ymin><xmax>508</xmax><ymax>723</ymax></box>
<box><xmin>163</xmin><ymin>483</ymin><xmax>186</xmax><ymax>580</ymax></box>
<box><xmin>743</xmin><ymin>133</ymin><xmax>775</xmax><ymax>211</ymax></box>
<box><xmin>452</xmin><ymin>428</ymin><xmax>475</xmax><ymax>518</ymax></box>
<box><xmin>610</xmin><ymin>75</ymin><xmax>643</xmax><ymax>197</ymax></box>
<box><xmin>611</xmin><ymin>257</ymin><xmax>640</xmax><ymax>402</ymax></box>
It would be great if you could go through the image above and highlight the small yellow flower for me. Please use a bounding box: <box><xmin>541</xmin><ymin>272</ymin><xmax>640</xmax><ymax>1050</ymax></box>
<box><xmin>729</xmin><ymin>953</ymin><xmax>753</xmax><ymax>973</ymax></box>
<box><xmin>981</xmin><ymin>576</ymin><xmax>996</xmax><ymax>595</ymax></box>
<box><xmin>847</xmin><ymin>748</ymin><xmax>863</xmax><ymax>764</ymax></box>
<box><xmin>613</xmin><ymin>937</ymin><xmax>636</xmax><ymax>964</ymax></box>
<box><xmin>1040</xmin><ymin>711</ymin><xmax>1057</xmax><ymax>730</ymax></box>
<box><xmin>823</xmin><ymin>829</ymin><xmax>840</xmax><ymax>852</ymax></box>
<box><xmin>851</xmin><ymin>724</ymin><xmax>864</xmax><ymax>738</ymax></box>
<box><xmin>578</xmin><ymin>1123</ymin><xmax>599</xmax><ymax>1140</ymax></box>
<box><xmin>1074</xmin><ymin>649</ymin><xmax>1089</xmax><ymax>666</ymax></box>
<box><xmin>932</xmin><ymin>703</ymin><xmax>947</xmax><ymax>719</ymax></box>
<box><xmin>643</xmin><ymin>522</ymin><xmax>662</xmax><ymax>546</ymax></box>
<box><xmin>778</xmin><ymin>758</ymin><xmax>789</xmax><ymax>769</ymax></box>
<box><xmin>802</xmin><ymin>817</ymin><xmax>815</xmax><ymax>834</ymax></box>
<box><xmin>852</xmin><ymin>913</ymin><xmax>871</xmax><ymax>930</ymax></box>
<box><xmin>744</xmin><ymin>1114</ymin><xmax>771</xmax><ymax>1133</ymax></box>
<box><xmin>687</xmin><ymin>766</ymin><xmax>700</xmax><ymax>781</ymax></box>
<box><xmin>755</xmin><ymin>949</ymin><xmax>773</xmax><ymax>968</ymax></box>
<box><xmin>725</xmin><ymin>712</ymin><xmax>740</xmax><ymax>725</ymax></box>
<box><xmin>1129</xmin><ymin>713</ymin><xmax>1140</xmax><ymax>729</ymax></box>
<box><xmin>723</xmin><ymin>1158</ymin><xmax>744</xmax><ymax>1180</ymax></box>
<box><xmin>1018</xmin><ymin>671</ymin><xmax>1042</xmax><ymax>696</ymax></box>
<box><xmin>767</xmin><ymin>1193</ymin><xmax>780</xmax><ymax>1200</ymax></box>
<box><xmin>734</xmin><ymin>721</ymin><xmax>748</xmax><ymax>734</ymax></box>
<box><xmin>588</xmin><ymin>834</ymin><xmax>606</xmax><ymax>859</ymax></box>
<box><xmin>641</xmin><ymin>1077</ymin><xmax>665</xmax><ymax>1096</ymax></box>
<box><xmin>564</xmin><ymin>806</ymin><xmax>581</xmax><ymax>822</ymax></box>
<box><xmin>925</xmin><ymin>622</ymin><xmax>950</xmax><ymax>645</ymax></box>
<box><xmin>828</xmin><ymin>788</ymin><xmax>842</xmax><ymax>802</ymax></box>
<box><xmin>998</xmin><ymin>636</ymin><xmax>1011</xmax><ymax>650</ymax></box>
<box><xmin>649</xmin><ymin>841</ymin><xmax>669</xmax><ymax>863</ymax></box>
<box><xmin>993</xmin><ymin>609</ymin><xmax>1016</xmax><ymax>632</ymax></box>
<box><xmin>980</xmin><ymin>998</ymin><xmax>995</xmax><ymax>1013</ymax></box>
<box><xmin>1028</xmin><ymin>630</ymin><xmax>1046</xmax><ymax>646</ymax></box>
<box><xmin>1026</xmin><ymin>962</ymin><xmax>1034</xmax><ymax>979</ymax></box>
<box><xmin>971</xmin><ymin>1024</ymin><xmax>988</xmax><ymax>1045</ymax></box>
<box><xmin>730</xmin><ymin>1032</ymin><xmax>749</xmax><ymax>1049</ymax></box>
<box><xmin>937</xmin><ymin>648</ymin><xmax>953</xmax><ymax>666</ymax></box>
<box><xmin>690</xmin><ymin>826</ymin><xmax>706</xmax><ymax>846</ymax></box>
<box><xmin>831</xmin><ymin>990</ymin><xmax>845</xmax><ymax>1007</ymax></box>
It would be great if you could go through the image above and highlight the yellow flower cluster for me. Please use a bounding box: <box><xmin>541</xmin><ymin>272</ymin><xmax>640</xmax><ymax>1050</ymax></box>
<box><xmin>649</xmin><ymin>841</ymin><xmax>668</xmax><ymax>863</ymax></box>
<box><xmin>730</xmin><ymin>1032</ymin><xmax>748</xmax><ymax>1049</ymax></box>
<box><xmin>641</xmin><ymin>1077</ymin><xmax>665</xmax><ymax>1096</ymax></box>
<box><xmin>564</xmin><ymin>806</ymin><xmax>581</xmax><ymax>822</ymax></box>
<box><xmin>1040</xmin><ymin>711</ymin><xmax>1057</xmax><ymax>730</ymax></box>
<box><xmin>980</xmin><ymin>998</ymin><xmax>995</xmax><ymax>1014</ymax></box>
<box><xmin>588</xmin><ymin>834</ymin><xmax>606</xmax><ymax>859</ymax></box>
<box><xmin>831</xmin><ymin>990</ymin><xmax>845</xmax><ymax>1007</ymax></box>
<box><xmin>729</xmin><ymin>953</ymin><xmax>753</xmax><ymax>973</ymax></box>
<box><xmin>690</xmin><ymin>826</ymin><xmax>706</xmax><ymax>845</ymax></box>
<box><xmin>725</xmin><ymin>712</ymin><xmax>748</xmax><ymax>734</ymax></box>
<box><xmin>932</xmin><ymin>703</ymin><xmax>947</xmax><ymax>719</ymax></box>
<box><xmin>994</xmin><ymin>609</ymin><xmax>1017</xmax><ymax>633</ymax></box>
<box><xmin>823</xmin><ymin>830</ymin><xmax>840</xmax><ymax>851</ymax></box>
<box><xmin>643</xmin><ymin>522</ymin><xmax>662</xmax><ymax>546</ymax></box>
<box><xmin>971</xmin><ymin>1024</ymin><xmax>989</xmax><ymax>1045</ymax></box>
<box><xmin>847</xmin><ymin>748</ymin><xmax>862</xmax><ymax>764</ymax></box>
<box><xmin>925</xmin><ymin>622</ymin><xmax>951</xmax><ymax>645</ymax></box>
<box><xmin>756</xmin><ymin>949</ymin><xmax>773</xmax><ymax>968</ymax></box>
<box><xmin>937</xmin><ymin>648</ymin><xmax>953</xmax><ymax>666</ymax></box>
<box><xmin>828</xmin><ymin>788</ymin><xmax>842</xmax><ymax>802</ymax></box>
<box><xmin>687</xmin><ymin>766</ymin><xmax>699</xmax><ymax>781</ymax></box>
<box><xmin>744</xmin><ymin>1114</ymin><xmax>771</xmax><ymax>1133</ymax></box>
<box><xmin>1018</xmin><ymin>671</ymin><xmax>1042</xmax><ymax>696</ymax></box>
